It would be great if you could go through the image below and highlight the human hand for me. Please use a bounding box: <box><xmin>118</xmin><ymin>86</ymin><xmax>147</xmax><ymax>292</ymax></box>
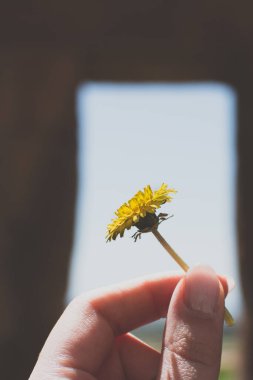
<box><xmin>29</xmin><ymin>265</ymin><xmax>228</xmax><ymax>379</ymax></box>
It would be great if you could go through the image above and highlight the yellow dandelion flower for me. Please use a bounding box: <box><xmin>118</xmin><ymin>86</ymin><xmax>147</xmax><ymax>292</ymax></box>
<box><xmin>106</xmin><ymin>183</ymin><xmax>176</xmax><ymax>242</ymax></box>
<box><xmin>105</xmin><ymin>182</ymin><xmax>235</xmax><ymax>327</ymax></box>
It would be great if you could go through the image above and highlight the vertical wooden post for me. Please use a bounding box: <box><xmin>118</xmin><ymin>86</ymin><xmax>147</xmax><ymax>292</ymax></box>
<box><xmin>0</xmin><ymin>48</ymin><xmax>78</xmax><ymax>379</ymax></box>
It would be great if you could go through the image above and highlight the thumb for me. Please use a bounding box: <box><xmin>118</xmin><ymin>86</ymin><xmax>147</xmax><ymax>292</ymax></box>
<box><xmin>158</xmin><ymin>265</ymin><xmax>225</xmax><ymax>380</ymax></box>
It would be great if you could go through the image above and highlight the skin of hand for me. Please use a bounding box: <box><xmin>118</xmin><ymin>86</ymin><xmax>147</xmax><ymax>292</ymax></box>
<box><xmin>29</xmin><ymin>265</ymin><xmax>229</xmax><ymax>380</ymax></box>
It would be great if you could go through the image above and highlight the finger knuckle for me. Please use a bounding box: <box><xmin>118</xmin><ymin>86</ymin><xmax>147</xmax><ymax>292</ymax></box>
<box><xmin>167</xmin><ymin>325</ymin><xmax>219</xmax><ymax>367</ymax></box>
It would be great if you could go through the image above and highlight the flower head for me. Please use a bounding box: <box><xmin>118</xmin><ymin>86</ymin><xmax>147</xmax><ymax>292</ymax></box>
<box><xmin>106</xmin><ymin>183</ymin><xmax>176</xmax><ymax>241</ymax></box>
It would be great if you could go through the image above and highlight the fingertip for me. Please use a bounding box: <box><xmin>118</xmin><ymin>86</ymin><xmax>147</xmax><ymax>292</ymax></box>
<box><xmin>218</xmin><ymin>275</ymin><xmax>235</xmax><ymax>297</ymax></box>
<box><xmin>183</xmin><ymin>264</ymin><xmax>234</xmax><ymax>298</ymax></box>
<box><xmin>184</xmin><ymin>265</ymin><xmax>221</xmax><ymax>316</ymax></box>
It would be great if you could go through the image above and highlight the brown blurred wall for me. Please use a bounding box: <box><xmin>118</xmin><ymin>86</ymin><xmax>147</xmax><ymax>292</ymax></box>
<box><xmin>1</xmin><ymin>2</ymin><xmax>253</xmax><ymax>379</ymax></box>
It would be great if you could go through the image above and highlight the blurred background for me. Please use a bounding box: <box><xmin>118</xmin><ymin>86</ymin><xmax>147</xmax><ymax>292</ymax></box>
<box><xmin>1</xmin><ymin>2</ymin><xmax>253</xmax><ymax>379</ymax></box>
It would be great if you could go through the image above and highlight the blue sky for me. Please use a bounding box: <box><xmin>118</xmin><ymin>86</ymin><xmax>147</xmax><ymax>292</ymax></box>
<box><xmin>67</xmin><ymin>83</ymin><xmax>241</xmax><ymax>318</ymax></box>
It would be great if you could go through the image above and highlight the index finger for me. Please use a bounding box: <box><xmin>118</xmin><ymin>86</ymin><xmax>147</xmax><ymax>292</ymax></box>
<box><xmin>77</xmin><ymin>273</ymin><xmax>228</xmax><ymax>337</ymax></box>
<box><xmin>88</xmin><ymin>272</ymin><xmax>183</xmax><ymax>335</ymax></box>
<box><xmin>34</xmin><ymin>273</ymin><xmax>183</xmax><ymax>377</ymax></box>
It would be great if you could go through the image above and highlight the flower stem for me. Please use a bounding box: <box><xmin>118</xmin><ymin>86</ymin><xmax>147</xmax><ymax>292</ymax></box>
<box><xmin>151</xmin><ymin>228</ymin><xmax>234</xmax><ymax>327</ymax></box>
<box><xmin>152</xmin><ymin>228</ymin><xmax>189</xmax><ymax>272</ymax></box>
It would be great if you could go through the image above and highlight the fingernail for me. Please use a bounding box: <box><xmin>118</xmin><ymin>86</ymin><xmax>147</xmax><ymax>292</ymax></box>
<box><xmin>184</xmin><ymin>265</ymin><xmax>220</xmax><ymax>315</ymax></box>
